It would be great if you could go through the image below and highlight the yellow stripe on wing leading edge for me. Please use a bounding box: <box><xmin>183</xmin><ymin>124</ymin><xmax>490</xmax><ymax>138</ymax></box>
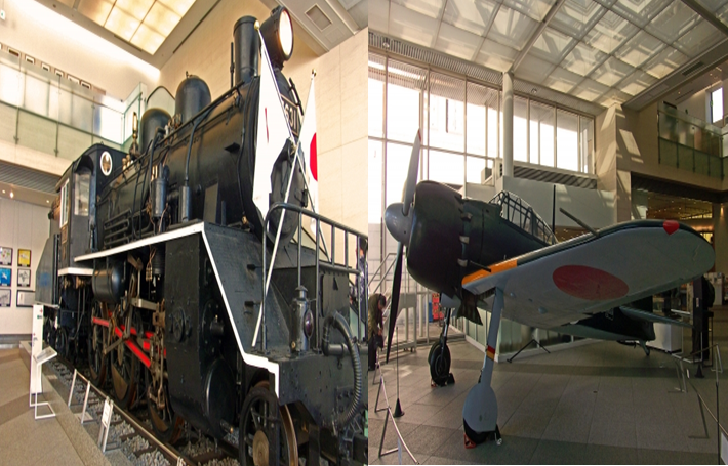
<box><xmin>462</xmin><ymin>258</ymin><xmax>518</xmax><ymax>286</ymax></box>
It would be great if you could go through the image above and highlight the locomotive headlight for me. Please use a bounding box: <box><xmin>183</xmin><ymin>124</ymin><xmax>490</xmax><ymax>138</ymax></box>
<box><xmin>261</xmin><ymin>7</ymin><xmax>294</xmax><ymax>68</ymax></box>
<box><xmin>304</xmin><ymin>310</ymin><xmax>314</xmax><ymax>337</ymax></box>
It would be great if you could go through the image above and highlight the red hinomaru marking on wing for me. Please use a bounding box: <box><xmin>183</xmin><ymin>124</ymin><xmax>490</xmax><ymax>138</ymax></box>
<box><xmin>553</xmin><ymin>265</ymin><xmax>629</xmax><ymax>301</ymax></box>
<box><xmin>663</xmin><ymin>220</ymin><xmax>679</xmax><ymax>236</ymax></box>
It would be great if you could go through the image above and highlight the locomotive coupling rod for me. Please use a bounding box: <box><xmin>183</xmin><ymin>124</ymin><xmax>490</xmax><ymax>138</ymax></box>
<box><xmin>103</xmin><ymin>335</ymin><xmax>127</xmax><ymax>355</ymax></box>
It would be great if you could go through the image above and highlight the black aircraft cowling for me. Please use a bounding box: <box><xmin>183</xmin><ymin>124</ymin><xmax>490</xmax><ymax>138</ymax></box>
<box><xmin>406</xmin><ymin>181</ymin><xmax>548</xmax><ymax>304</ymax></box>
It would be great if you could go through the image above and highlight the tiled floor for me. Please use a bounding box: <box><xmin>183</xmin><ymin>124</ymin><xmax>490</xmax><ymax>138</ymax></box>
<box><xmin>368</xmin><ymin>312</ymin><xmax>728</xmax><ymax>464</ymax></box>
<box><xmin>0</xmin><ymin>348</ymin><xmax>113</xmax><ymax>466</ymax></box>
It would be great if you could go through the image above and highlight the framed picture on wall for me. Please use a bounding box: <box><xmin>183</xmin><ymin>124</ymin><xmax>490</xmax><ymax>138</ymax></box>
<box><xmin>16</xmin><ymin>290</ymin><xmax>34</xmax><ymax>307</ymax></box>
<box><xmin>0</xmin><ymin>247</ymin><xmax>11</xmax><ymax>265</ymax></box>
<box><xmin>0</xmin><ymin>289</ymin><xmax>10</xmax><ymax>307</ymax></box>
<box><xmin>17</xmin><ymin>268</ymin><xmax>31</xmax><ymax>288</ymax></box>
<box><xmin>17</xmin><ymin>249</ymin><xmax>31</xmax><ymax>267</ymax></box>
<box><xmin>0</xmin><ymin>268</ymin><xmax>10</xmax><ymax>287</ymax></box>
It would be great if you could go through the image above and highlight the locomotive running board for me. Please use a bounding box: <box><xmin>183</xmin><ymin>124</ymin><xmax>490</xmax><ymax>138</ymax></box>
<box><xmin>74</xmin><ymin>221</ymin><xmax>284</xmax><ymax>397</ymax></box>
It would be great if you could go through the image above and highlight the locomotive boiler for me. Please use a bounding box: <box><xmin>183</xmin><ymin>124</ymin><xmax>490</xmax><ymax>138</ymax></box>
<box><xmin>36</xmin><ymin>8</ymin><xmax>367</xmax><ymax>465</ymax></box>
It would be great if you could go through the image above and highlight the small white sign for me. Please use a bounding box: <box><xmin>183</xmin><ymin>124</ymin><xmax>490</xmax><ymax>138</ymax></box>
<box><xmin>102</xmin><ymin>398</ymin><xmax>112</xmax><ymax>428</ymax></box>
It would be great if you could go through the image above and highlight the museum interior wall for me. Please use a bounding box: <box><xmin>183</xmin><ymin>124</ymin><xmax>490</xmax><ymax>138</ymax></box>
<box><xmin>0</xmin><ymin>198</ymin><xmax>50</xmax><ymax>335</ymax></box>
<box><xmin>0</xmin><ymin>0</ymin><xmax>366</xmax><ymax>250</ymax></box>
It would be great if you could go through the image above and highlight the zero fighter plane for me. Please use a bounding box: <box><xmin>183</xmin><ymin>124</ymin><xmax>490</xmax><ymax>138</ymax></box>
<box><xmin>383</xmin><ymin>131</ymin><xmax>715</xmax><ymax>447</ymax></box>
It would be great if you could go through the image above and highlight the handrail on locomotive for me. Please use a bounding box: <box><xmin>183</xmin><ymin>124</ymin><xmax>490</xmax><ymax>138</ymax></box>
<box><xmin>260</xmin><ymin>201</ymin><xmax>367</xmax><ymax>352</ymax></box>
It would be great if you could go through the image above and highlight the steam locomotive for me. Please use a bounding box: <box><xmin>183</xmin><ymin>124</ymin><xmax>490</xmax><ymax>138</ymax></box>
<box><xmin>35</xmin><ymin>8</ymin><xmax>367</xmax><ymax>465</ymax></box>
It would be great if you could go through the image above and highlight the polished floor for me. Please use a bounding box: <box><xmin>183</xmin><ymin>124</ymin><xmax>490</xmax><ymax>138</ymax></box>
<box><xmin>0</xmin><ymin>348</ymin><xmax>112</xmax><ymax>466</ymax></box>
<box><xmin>368</xmin><ymin>312</ymin><xmax>728</xmax><ymax>464</ymax></box>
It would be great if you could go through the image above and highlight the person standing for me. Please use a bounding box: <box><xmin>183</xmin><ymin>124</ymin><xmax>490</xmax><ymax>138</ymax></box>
<box><xmin>368</xmin><ymin>293</ymin><xmax>386</xmax><ymax>371</ymax></box>
<box><xmin>357</xmin><ymin>239</ymin><xmax>368</xmax><ymax>326</ymax></box>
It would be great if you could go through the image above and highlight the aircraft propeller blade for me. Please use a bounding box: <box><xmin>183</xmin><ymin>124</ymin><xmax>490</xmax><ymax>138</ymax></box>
<box><xmin>401</xmin><ymin>130</ymin><xmax>421</xmax><ymax>217</ymax></box>
<box><xmin>386</xmin><ymin>242</ymin><xmax>404</xmax><ymax>363</ymax></box>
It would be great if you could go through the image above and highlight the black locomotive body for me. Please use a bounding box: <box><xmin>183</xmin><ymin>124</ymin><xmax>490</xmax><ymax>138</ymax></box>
<box><xmin>36</xmin><ymin>9</ymin><xmax>367</xmax><ymax>465</ymax></box>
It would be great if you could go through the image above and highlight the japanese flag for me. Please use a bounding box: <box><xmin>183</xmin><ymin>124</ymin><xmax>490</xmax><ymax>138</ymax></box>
<box><xmin>253</xmin><ymin>32</ymin><xmax>293</xmax><ymax>218</ymax></box>
<box><xmin>299</xmin><ymin>76</ymin><xmax>318</xmax><ymax>217</ymax></box>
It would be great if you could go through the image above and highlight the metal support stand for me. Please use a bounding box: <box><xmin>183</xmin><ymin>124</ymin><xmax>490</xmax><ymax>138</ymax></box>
<box><xmin>374</xmin><ymin>363</ymin><xmax>418</xmax><ymax>464</ymax></box>
<box><xmin>68</xmin><ymin>369</ymin><xmax>94</xmax><ymax>423</ymax></box>
<box><xmin>462</xmin><ymin>288</ymin><xmax>503</xmax><ymax>448</ymax></box>
<box><xmin>97</xmin><ymin>397</ymin><xmax>114</xmax><ymax>453</ymax></box>
<box><xmin>507</xmin><ymin>337</ymin><xmax>550</xmax><ymax>364</ymax></box>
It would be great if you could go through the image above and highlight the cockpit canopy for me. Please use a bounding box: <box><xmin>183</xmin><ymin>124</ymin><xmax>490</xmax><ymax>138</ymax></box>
<box><xmin>489</xmin><ymin>191</ymin><xmax>557</xmax><ymax>246</ymax></box>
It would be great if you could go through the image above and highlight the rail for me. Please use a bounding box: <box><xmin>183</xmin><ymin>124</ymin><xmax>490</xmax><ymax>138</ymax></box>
<box><xmin>66</xmin><ymin>368</ymin><xmax>189</xmax><ymax>464</ymax></box>
<box><xmin>258</xmin><ymin>202</ymin><xmax>367</xmax><ymax>352</ymax></box>
<box><xmin>369</xmin><ymin>252</ymin><xmax>398</xmax><ymax>296</ymax></box>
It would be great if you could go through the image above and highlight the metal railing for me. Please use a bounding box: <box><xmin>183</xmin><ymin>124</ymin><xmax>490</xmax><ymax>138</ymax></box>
<box><xmin>372</xmin><ymin>351</ymin><xmax>419</xmax><ymax>464</ymax></box>
<box><xmin>673</xmin><ymin>344</ymin><xmax>725</xmax><ymax>463</ymax></box>
<box><xmin>657</xmin><ymin>102</ymin><xmax>725</xmax><ymax>179</ymax></box>
<box><xmin>67</xmin><ymin>368</ymin><xmax>188</xmax><ymax>463</ymax></box>
<box><xmin>260</xmin><ymin>202</ymin><xmax>367</xmax><ymax>352</ymax></box>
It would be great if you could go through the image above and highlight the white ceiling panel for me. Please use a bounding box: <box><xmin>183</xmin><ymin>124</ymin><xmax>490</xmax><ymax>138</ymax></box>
<box><xmin>571</xmin><ymin>77</ymin><xmax>610</xmax><ymax>100</ymax></box>
<box><xmin>476</xmin><ymin>38</ymin><xmax>520</xmax><ymax>71</ymax></box>
<box><xmin>516</xmin><ymin>53</ymin><xmax>557</xmax><ymax>82</ymax></box>
<box><xmin>369</xmin><ymin>0</ymin><xmax>391</xmax><ymax>34</ymax></box>
<box><xmin>435</xmin><ymin>22</ymin><xmax>484</xmax><ymax>59</ymax></box>
<box><xmin>592</xmin><ymin>56</ymin><xmax>635</xmax><ymax>86</ymax></box>
<box><xmin>443</xmin><ymin>0</ymin><xmax>498</xmax><ymax>36</ymax></box>
<box><xmin>550</xmin><ymin>0</ymin><xmax>605</xmax><ymax>38</ymax></box>
<box><xmin>391</xmin><ymin>0</ymin><xmax>446</xmax><ymax>18</ymax></box>
<box><xmin>389</xmin><ymin>2</ymin><xmax>441</xmax><ymax>47</ymax></box>
<box><xmin>530</xmin><ymin>27</ymin><xmax>576</xmax><ymax>63</ymax></box>
<box><xmin>583</xmin><ymin>10</ymin><xmax>637</xmax><ymax>54</ymax></box>
<box><xmin>78</xmin><ymin>0</ymin><xmax>113</xmax><ymax>25</ymax></box>
<box><xmin>674</xmin><ymin>22</ymin><xmax>723</xmax><ymax>57</ymax></box>
<box><xmin>543</xmin><ymin>66</ymin><xmax>583</xmax><ymax>92</ymax></box>
<box><xmin>644</xmin><ymin>0</ymin><xmax>698</xmax><ymax>44</ymax></box>
<box><xmin>615</xmin><ymin>30</ymin><xmax>665</xmax><ymax>67</ymax></box>
<box><xmin>619</xmin><ymin>70</ymin><xmax>657</xmax><ymax>94</ymax></box>
<box><xmin>596</xmin><ymin>89</ymin><xmax>632</xmax><ymax>106</ymax></box>
<box><xmin>488</xmin><ymin>5</ymin><xmax>539</xmax><ymax>50</ymax></box>
<box><xmin>642</xmin><ymin>46</ymin><xmax>687</xmax><ymax>79</ymax></box>
<box><xmin>502</xmin><ymin>0</ymin><xmax>558</xmax><ymax>20</ymax></box>
<box><xmin>561</xmin><ymin>41</ymin><xmax>607</xmax><ymax>76</ymax></box>
<box><xmin>695</xmin><ymin>0</ymin><xmax>728</xmax><ymax>12</ymax></box>
<box><xmin>611</xmin><ymin>0</ymin><xmax>671</xmax><ymax>27</ymax></box>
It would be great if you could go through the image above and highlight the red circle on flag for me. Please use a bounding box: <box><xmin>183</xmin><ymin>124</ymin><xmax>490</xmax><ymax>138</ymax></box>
<box><xmin>552</xmin><ymin>265</ymin><xmax>629</xmax><ymax>301</ymax></box>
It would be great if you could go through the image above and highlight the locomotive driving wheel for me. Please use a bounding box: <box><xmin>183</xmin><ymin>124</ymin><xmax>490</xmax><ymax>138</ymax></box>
<box><xmin>111</xmin><ymin>309</ymin><xmax>139</xmax><ymax>409</ymax></box>
<box><xmin>88</xmin><ymin>302</ymin><xmax>108</xmax><ymax>386</ymax></box>
<box><xmin>240</xmin><ymin>381</ymin><xmax>298</xmax><ymax>466</ymax></box>
<box><xmin>145</xmin><ymin>344</ymin><xmax>183</xmax><ymax>442</ymax></box>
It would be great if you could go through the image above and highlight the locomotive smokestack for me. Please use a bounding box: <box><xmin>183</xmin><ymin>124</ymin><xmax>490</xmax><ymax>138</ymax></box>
<box><xmin>233</xmin><ymin>16</ymin><xmax>259</xmax><ymax>87</ymax></box>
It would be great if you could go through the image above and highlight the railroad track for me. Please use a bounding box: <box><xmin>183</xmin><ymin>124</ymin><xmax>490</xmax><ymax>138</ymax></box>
<box><xmin>46</xmin><ymin>358</ymin><xmax>241</xmax><ymax>466</ymax></box>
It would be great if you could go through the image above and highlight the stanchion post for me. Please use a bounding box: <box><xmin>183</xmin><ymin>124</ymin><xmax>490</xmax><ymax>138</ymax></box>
<box><xmin>68</xmin><ymin>369</ymin><xmax>77</xmax><ymax>407</ymax></box>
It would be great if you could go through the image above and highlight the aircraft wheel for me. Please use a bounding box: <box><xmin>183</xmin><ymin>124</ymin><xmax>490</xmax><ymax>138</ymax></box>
<box><xmin>429</xmin><ymin>341</ymin><xmax>451</xmax><ymax>382</ymax></box>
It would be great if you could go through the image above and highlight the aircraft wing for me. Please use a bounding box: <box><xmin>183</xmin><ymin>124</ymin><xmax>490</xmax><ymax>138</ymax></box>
<box><xmin>461</xmin><ymin>220</ymin><xmax>714</xmax><ymax>330</ymax></box>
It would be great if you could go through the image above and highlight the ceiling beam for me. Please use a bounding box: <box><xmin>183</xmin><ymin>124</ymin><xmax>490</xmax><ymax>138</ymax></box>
<box><xmin>679</xmin><ymin>0</ymin><xmax>728</xmax><ymax>39</ymax></box>
<box><xmin>510</xmin><ymin>0</ymin><xmax>567</xmax><ymax>73</ymax></box>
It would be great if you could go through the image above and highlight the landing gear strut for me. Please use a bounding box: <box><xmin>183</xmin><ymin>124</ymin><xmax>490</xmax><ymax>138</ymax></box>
<box><xmin>429</xmin><ymin>307</ymin><xmax>454</xmax><ymax>386</ymax></box>
<box><xmin>462</xmin><ymin>288</ymin><xmax>503</xmax><ymax>448</ymax></box>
